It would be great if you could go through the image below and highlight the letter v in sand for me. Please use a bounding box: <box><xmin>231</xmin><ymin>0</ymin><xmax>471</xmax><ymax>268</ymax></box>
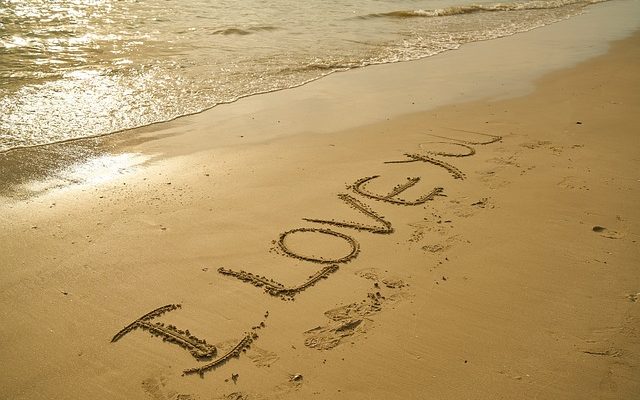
<box><xmin>303</xmin><ymin>193</ymin><xmax>393</xmax><ymax>234</ymax></box>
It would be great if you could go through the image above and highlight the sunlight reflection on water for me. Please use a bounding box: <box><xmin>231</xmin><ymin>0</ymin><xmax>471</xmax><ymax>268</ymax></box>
<box><xmin>63</xmin><ymin>152</ymin><xmax>151</xmax><ymax>186</ymax></box>
<box><xmin>24</xmin><ymin>152</ymin><xmax>151</xmax><ymax>194</ymax></box>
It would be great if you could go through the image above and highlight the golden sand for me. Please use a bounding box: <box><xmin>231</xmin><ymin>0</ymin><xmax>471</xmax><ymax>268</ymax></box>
<box><xmin>1</xmin><ymin>13</ymin><xmax>639</xmax><ymax>400</ymax></box>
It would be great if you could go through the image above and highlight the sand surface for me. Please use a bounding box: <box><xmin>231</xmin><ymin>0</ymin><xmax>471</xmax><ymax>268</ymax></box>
<box><xmin>1</xmin><ymin>2</ymin><xmax>639</xmax><ymax>399</ymax></box>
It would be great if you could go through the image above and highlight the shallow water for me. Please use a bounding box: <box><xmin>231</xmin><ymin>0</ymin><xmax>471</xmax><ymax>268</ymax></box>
<box><xmin>0</xmin><ymin>0</ymin><xmax>605</xmax><ymax>152</ymax></box>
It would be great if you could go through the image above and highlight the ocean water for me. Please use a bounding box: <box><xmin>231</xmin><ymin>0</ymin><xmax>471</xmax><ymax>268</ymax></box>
<box><xmin>0</xmin><ymin>0</ymin><xmax>605</xmax><ymax>152</ymax></box>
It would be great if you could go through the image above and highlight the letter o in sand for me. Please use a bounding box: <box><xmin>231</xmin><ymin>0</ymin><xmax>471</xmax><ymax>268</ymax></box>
<box><xmin>278</xmin><ymin>228</ymin><xmax>360</xmax><ymax>264</ymax></box>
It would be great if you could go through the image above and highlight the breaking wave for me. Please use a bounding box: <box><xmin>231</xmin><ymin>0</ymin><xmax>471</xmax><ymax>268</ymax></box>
<box><xmin>208</xmin><ymin>26</ymin><xmax>280</xmax><ymax>36</ymax></box>
<box><xmin>357</xmin><ymin>0</ymin><xmax>607</xmax><ymax>20</ymax></box>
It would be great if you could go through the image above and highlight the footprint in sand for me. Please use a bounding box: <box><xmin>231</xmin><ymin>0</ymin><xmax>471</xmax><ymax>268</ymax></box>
<box><xmin>441</xmin><ymin>198</ymin><xmax>493</xmax><ymax>218</ymax></box>
<box><xmin>520</xmin><ymin>140</ymin><xmax>552</xmax><ymax>149</ymax></box>
<box><xmin>141</xmin><ymin>375</ymin><xmax>192</xmax><ymax>400</ymax></box>
<box><xmin>521</xmin><ymin>140</ymin><xmax>569</xmax><ymax>156</ymax></box>
<box><xmin>477</xmin><ymin>169</ymin><xmax>511</xmax><ymax>189</ymax></box>
<box><xmin>421</xmin><ymin>235</ymin><xmax>460</xmax><ymax>254</ymax></box>
<box><xmin>303</xmin><ymin>296</ymin><xmax>380</xmax><ymax>350</ymax></box>
<box><xmin>592</xmin><ymin>226</ymin><xmax>624</xmax><ymax>239</ymax></box>
<box><xmin>304</xmin><ymin>269</ymin><xmax>410</xmax><ymax>350</ymax></box>
<box><xmin>488</xmin><ymin>155</ymin><xmax>519</xmax><ymax>167</ymax></box>
<box><xmin>246</xmin><ymin>346</ymin><xmax>279</xmax><ymax>367</ymax></box>
<box><xmin>214</xmin><ymin>393</ymin><xmax>249</xmax><ymax>400</ymax></box>
<box><xmin>558</xmin><ymin>176</ymin><xmax>589</xmax><ymax>190</ymax></box>
<box><xmin>422</xmin><ymin>243</ymin><xmax>447</xmax><ymax>253</ymax></box>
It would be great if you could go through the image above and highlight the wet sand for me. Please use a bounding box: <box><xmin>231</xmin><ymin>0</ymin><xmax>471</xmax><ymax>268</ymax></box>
<box><xmin>1</xmin><ymin>2</ymin><xmax>639</xmax><ymax>399</ymax></box>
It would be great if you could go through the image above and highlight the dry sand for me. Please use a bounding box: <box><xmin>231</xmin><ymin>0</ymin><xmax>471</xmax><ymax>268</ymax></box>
<box><xmin>1</xmin><ymin>2</ymin><xmax>639</xmax><ymax>399</ymax></box>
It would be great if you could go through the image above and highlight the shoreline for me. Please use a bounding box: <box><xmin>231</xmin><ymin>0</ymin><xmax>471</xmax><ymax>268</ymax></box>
<box><xmin>111</xmin><ymin>0</ymin><xmax>640</xmax><ymax>155</ymax></box>
<box><xmin>2</xmin><ymin>0</ymin><xmax>640</xmax><ymax>199</ymax></box>
<box><xmin>1</xmin><ymin>0</ymin><xmax>637</xmax><ymax>158</ymax></box>
<box><xmin>1</xmin><ymin>2</ymin><xmax>640</xmax><ymax>399</ymax></box>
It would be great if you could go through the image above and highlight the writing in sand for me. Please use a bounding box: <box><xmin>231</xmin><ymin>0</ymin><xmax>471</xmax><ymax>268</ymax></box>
<box><xmin>111</xmin><ymin>129</ymin><xmax>501</xmax><ymax>377</ymax></box>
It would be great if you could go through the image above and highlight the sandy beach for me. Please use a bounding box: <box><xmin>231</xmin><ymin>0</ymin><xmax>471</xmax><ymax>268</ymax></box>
<box><xmin>1</xmin><ymin>1</ymin><xmax>639</xmax><ymax>399</ymax></box>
